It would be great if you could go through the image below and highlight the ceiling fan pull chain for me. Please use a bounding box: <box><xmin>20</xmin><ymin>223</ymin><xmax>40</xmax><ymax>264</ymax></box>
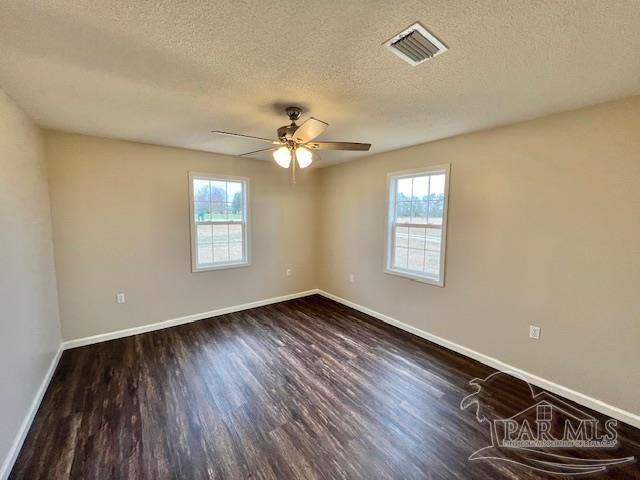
<box><xmin>292</xmin><ymin>152</ymin><xmax>296</xmax><ymax>184</ymax></box>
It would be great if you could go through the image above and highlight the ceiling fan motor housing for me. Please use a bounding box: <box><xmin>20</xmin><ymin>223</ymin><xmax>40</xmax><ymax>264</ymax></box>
<box><xmin>278</xmin><ymin>122</ymin><xmax>298</xmax><ymax>142</ymax></box>
<box><xmin>277</xmin><ymin>124</ymin><xmax>298</xmax><ymax>142</ymax></box>
<box><xmin>278</xmin><ymin>107</ymin><xmax>303</xmax><ymax>141</ymax></box>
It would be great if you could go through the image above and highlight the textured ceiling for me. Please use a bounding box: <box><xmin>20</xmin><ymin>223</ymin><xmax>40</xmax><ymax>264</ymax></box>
<box><xmin>1</xmin><ymin>0</ymin><xmax>639</xmax><ymax>167</ymax></box>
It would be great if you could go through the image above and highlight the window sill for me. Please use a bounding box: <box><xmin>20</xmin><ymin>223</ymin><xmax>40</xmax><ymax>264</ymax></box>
<box><xmin>192</xmin><ymin>261</ymin><xmax>251</xmax><ymax>273</ymax></box>
<box><xmin>384</xmin><ymin>267</ymin><xmax>444</xmax><ymax>287</ymax></box>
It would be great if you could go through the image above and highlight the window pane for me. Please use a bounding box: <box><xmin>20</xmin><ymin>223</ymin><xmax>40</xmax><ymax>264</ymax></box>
<box><xmin>229</xmin><ymin>243</ymin><xmax>243</xmax><ymax>261</ymax></box>
<box><xmin>412</xmin><ymin>176</ymin><xmax>429</xmax><ymax>201</ymax></box>
<box><xmin>397</xmin><ymin>178</ymin><xmax>412</xmax><ymax>202</ymax></box>
<box><xmin>411</xmin><ymin>202</ymin><xmax>428</xmax><ymax>224</ymax></box>
<box><xmin>428</xmin><ymin>200</ymin><xmax>444</xmax><ymax>225</ymax></box>
<box><xmin>227</xmin><ymin>181</ymin><xmax>242</xmax><ymax>203</ymax></box>
<box><xmin>227</xmin><ymin>202</ymin><xmax>242</xmax><ymax>221</ymax></box>
<box><xmin>193</xmin><ymin>179</ymin><xmax>210</xmax><ymax>202</ymax></box>
<box><xmin>213</xmin><ymin>245</ymin><xmax>229</xmax><ymax>262</ymax></box>
<box><xmin>426</xmin><ymin>228</ymin><xmax>441</xmax><ymax>251</ymax></box>
<box><xmin>408</xmin><ymin>227</ymin><xmax>426</xmax><ymax>249</ymax></box>
<box><xmin>229</xmin><ymin>224</ymin><xmax>243</xmax><ymax>243</ymax></box>
<box><xmin>396</xmin><ymin>202</ymin><xmax>411</xmax><ymax>223</ymax></box>
<box><xmin>425</xmin><ymin>251</ymin><xmax>440</xmax><ymax>277</ymax></box>
<box><xmin>212</xmin><ymin>224</ymin><xmax>229</xmax><ymax>244</ymax></box>
<box><xmin>197</xmin><ymin>244</ymin><xmax>213</xmax><ymax>265</ymax></box>
<box><xmin>197</xmin><ymin>224</ymin><xmax>213</xmax><ymax>244</ymax></box>
<box><xmin>194</xmin><ymin>202</ymin><xmax>211</xmax><ymax>222</ymax></box>
<box><xmin>408</xmin><ymin>248</ymin><xmax>425</xmax><ymax>272</ymax></box>
<box><xmin>393</xmin><ymin>247</ymin><xmax>408</xmax><ymax>269</ymax></box>
<box><xmin>210</xmin><ymin>202</ymin><xmax>227</xmax><ymax>221</ymax></box>
<box><xmin>210</xmin><ymin>181</ymin><xmax>226</xmax><ymax>202</ymax></box>
<box><xmin>429</xmin><ymin>174</ymin><xmax>445</xmax><ymax>199</ymax></box>
<box><xmin>394</xmin><ymin>226</ymin><xmax>408</xmax><ymax>247</ymax></box>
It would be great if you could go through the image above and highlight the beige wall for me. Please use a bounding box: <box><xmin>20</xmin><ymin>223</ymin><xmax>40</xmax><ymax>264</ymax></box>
<box><xmin>0</xmin><ymin>91</ymin><xmax>61</xmax><ymax>475</ymax></box>
<box><xmin>318</xmin><ymin>96</ymin><xmax>640</xmax><ymax>415</ymax></box>
<box><xmin>44</xmin><ymin>131</ymin><xmax>319</xmax><ymax>340</ymax></box>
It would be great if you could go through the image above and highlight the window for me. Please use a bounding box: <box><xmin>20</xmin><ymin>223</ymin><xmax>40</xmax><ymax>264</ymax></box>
<box><xmin>385</xmin><ymin>165</ymin><xmax>450</xmax><ymax>286</ymax></box>
<box><xmin>189</xmin><ymin>172</ymin><xmax>249</xmax><ymax>272</ymax></box>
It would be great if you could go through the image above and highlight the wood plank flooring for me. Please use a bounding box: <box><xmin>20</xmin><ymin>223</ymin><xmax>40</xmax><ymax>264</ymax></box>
<box><xmin>10</xmin><ymin>295</ymin><xmax>640</xmax><ymax>479</ymax></box>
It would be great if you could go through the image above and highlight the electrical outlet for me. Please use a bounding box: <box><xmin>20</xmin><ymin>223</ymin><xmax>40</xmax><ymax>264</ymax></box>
<box><xmin>286</xmin><ymin>268</ymin><xmax>292</xmax><ymax>277</ymax></box>
<box><xmin>116</xmin><ymin>293</ymin><xmax>126</xmax><ymax>304</ymax></box>
<box><xmin>529</xmin><ymin>325</ymin><xmax>541</xmax><ymax>340</ymax></box>
<box><xmin>349</xmin><ymin>273</ymin><xmax>355</xmax><ymax>283</ymax></box>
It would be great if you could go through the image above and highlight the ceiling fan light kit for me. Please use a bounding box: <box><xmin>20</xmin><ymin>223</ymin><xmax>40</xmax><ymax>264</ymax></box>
<box><xmin>295</xmin><ymin>146</ymin><xmax>313</xmax><ymax>168</ymax></box>
<box><xmin>273</xmin><ymin>146</ymin><xmax>292</xmax><ymax>168</ymax></box>
<box><xmin>211</xmin><ymin>106</ymin><xmax>371</xmax><ymax>183</ymax></box>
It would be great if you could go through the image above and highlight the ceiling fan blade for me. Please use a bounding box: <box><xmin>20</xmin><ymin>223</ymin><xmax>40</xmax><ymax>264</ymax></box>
<box><xmin>292</xmin><ymin>117</ymin><xmax>329</xmax><ymax>143</ymax></box>
<box><xmin>306</xmin><ymin>141</ymin><xmax>371</xmax><ymax>151</ymax></box>
<box><xmin>240</xmin><ymin>146</ymin><xmax>277</xmax><ymax>156</ymax></box>
<box><xmin>211</xmin><ymin>130</ymin><xmax>277</xmax><ymax>144</ymax></box>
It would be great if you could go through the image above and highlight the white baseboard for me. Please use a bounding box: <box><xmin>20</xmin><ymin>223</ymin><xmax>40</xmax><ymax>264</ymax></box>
<box><xmin>62</xmin><ymin>289</ymin><xmax>320</xmax><ymax>350</ymax></box>
<box><xmin>317</xmin><ymin>289</ymin><xmax>640</xmax><ymax>430</ymax></box>
<box><xmin>0</xmin><ymin>344</ymin><xmax>64</xmax><ymax>480</ymax></box>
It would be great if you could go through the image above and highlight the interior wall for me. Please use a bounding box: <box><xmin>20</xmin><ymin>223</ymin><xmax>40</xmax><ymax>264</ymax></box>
<box><xmin>318</xmin><ymin>96</ymin><xmax>640</xmax><ymax>415</ymax></box>
<box><xmin>0</xmin><ymin>91</ymin><xmax>61</xmax><ymax>474</ymax></box>
<box><xmin>44</xmin><ymin>131</ymin><xmax>319</xmax><ymax>340</ymax></box>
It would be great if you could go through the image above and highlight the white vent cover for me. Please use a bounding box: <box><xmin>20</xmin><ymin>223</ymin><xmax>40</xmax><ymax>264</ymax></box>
<box><xmin>384</xmin><ymin>22</ymin><xmax>447</xmax><ymax>66</ymax></box>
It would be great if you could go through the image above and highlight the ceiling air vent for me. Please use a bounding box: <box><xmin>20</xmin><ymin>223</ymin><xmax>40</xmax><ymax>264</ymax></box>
<box><xmin>384</xmin><ymin>22</ymin><xmax>447</xmax><ymax>66</ymax></box>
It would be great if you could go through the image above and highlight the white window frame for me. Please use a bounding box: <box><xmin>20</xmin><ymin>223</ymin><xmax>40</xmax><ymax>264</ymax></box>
<box><xmin>384</xmin><ymin>164</ymin><xmax>450</xmax><ymax>287</ymax></box>
<box><xmin>189</xmin><ymin>172</ymin><xmax>251</xmax><ymax>272</ymax></box>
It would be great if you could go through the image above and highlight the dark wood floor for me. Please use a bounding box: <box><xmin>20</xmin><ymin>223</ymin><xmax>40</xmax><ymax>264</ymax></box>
<box><xmin>10</xmin><ymin>295</ymin><xmax>640</xmax><ymax>479</ymax></box>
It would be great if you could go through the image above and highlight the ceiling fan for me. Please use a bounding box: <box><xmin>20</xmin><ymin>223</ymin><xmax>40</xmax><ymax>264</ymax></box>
<box><xmin>212</xmin><ymin>106</ymin><xmax>371</xmax><ymax>182</ymax></box>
